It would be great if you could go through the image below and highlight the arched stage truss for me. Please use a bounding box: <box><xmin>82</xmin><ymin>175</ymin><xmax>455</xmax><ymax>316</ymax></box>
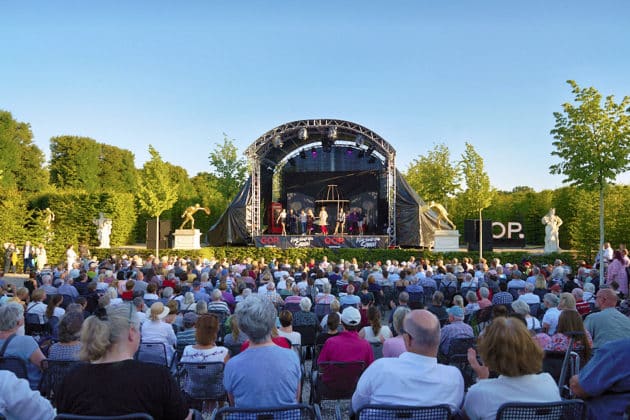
<box><xmin>244</xmin><ymin>119</ymin><xmax>398</xmax><ymax>245</ymax></box>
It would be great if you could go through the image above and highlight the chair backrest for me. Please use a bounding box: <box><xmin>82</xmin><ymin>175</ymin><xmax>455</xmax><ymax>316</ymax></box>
<box><xmin>283</xmin><ymin>302</ymin><xmax>301</xmax><ymax>314</ymax></box>
<box><xmin>495</xmin><ymin>399</ymin><xmax>586</xmax><ymax>420</ymax></box>
<box><xmin>314</xmin><ymin>303</ymin><xmax>331</xmax><ymax>320</ymax></box>
<box><xmin>370</xmin><ymin>342</ymin><xmax>383</xmax><ymax>360</ymax></box>
<box><xmin>39</xmin><ymin>359</ymin><xmax>86</xmax><ymax>402</ymax></box>
<box><xmin>508</xmin><ymin>288</ymin><xmax>523</xmax><ymax>300</ymax></box>
<box><xmin>135</xmin><ymin>342</ymin><xmax>168</xmax><ymax>366</ymax></box>
<box><xmin>293</xmin><ymin>325</ymin><xmax>317</xmax><ymax>346</ymax></box>
<box><xmin>143</xmin><ymin>299</ymin><xmax>157</xmax><ymax>308</ymax></box>
<box><xmin>213</xmin><ymin>404</ymin><xmax>318</xmax><ymax>420</ymax></box>
<box><xmin>528</xmin><ymin>303</ymin><xmax>541</xmax><ymax>317</ymax></box>
<box><xmin>0</xmin><ymin>356</ymin><xmax>28</xmax><ymax>380</ymax></box>
<box><xmin>357</xmin><ymin>404</ymin><xmax>452</xmax><ymax>420</ymax></box>
<box><xmin>422</xmin><ymin>287</ymin><xmax>436</xmax><ymax>305</ymax></box>
<box><xmin>448</xmin><ymin>337</ymin><xmax>476</xmax><ymax>358</ymax></box>
<box><xmin>176</xmin><ymin>361</ymin><xmax>226</xmax><ymax>400</ymax></box>
<box><xmin>54</xmin><ymin>414</ymin><xmax>154</xmax><ymax>419</ymax></box>
<box><xmin>25</xmin><ymin>312</ymin><xmax>49</xmax><ymax>335</ymax></box>
<box><xmin>316</xmin><ymin>361</ymin><xmax>366</xmax><ymax>401</ymax></box>
<box><xmin>226</xmin><ymin>343</ymin><xmax>242</xmax><ymax>357</ymax></box>
<box><xmin>60</xmin><ymin>294</ymin><xmax>74</xmax><ymax>309</ymax></box>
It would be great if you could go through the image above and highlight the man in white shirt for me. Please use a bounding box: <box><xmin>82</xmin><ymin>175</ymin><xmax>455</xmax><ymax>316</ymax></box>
<box><xmin>518</xmin><ymin>283</ymin><xmax>541</xmax><ymax>304</ymax></box>
<box><xmin>352</xmin><ymin>310</ymin><xmax>464</xmax><ymax>414</ymax></box>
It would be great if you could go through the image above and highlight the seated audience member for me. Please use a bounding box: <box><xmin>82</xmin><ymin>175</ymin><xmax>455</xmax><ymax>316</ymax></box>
<box><xmin>181</xmin><ymin>292</ymin><xmax>197</xmax><ymax>311</ymax></box>
<box><xmin>196</xmin><ymin>301</ymin><xmax>208</xmax><ymax>315</ymax></box>
<box><xmin>491</xmin><ymin>282</ymin><xmax>513</xmax><ymax>306</ymax></box>
<box><xmin>277</xmin><ymin>310</ymin><xmax>301</xmax><ymax>345</ymax></box>
<box><xmin>0</xmin><ymin>370</ymin><xmax>55</xmax><ymax>419</ymax></box>
<box><xmin>583</xmin><ymin>283</ymin><xmax>596</xmax><ymax>303</ymax></box>
<box><xmin>383</xmin><ymin>306</ymin><xmax>411</xmax><ymax>358</ymax></box>
<box><xmin>207</xmin><ymin>289</ymin><xmax>230</xmax><ymax>316</ymax></box>
<box><xmin>464</xmin><ymin>317</ymin><xmax>560</xmax><ymax>419</ymax></box>
<box><xmin>518</xmin><ymin>282</ymin><xmax>541</xmax><ymax>304</ymax></box>
<box><xmin>223</xmin><ymin>315</ymin><xmax>248</xmax><ymax>347</ymax></box>
<box><xmin>558</xmin><ymin>292</ymin><xmax>576</xmax><ymax>311</ymax></box>
<box><xmin>176</xmin><ymin>312</ymin><xmax>198</xmax><ymax>350</ymax></box>
<box><xmin>541</xmin><ymin>293</ymin><xmax>561</xmax><ymax>335</ymax></box>
<box><xmin>141</xmin><ymin>302</ymin><xmax>177</xmax><ymax>365</ymax></box>
<box><xmin>316</xmin><ymin>312</ymin><xmax>341</xmax><ymax>345</ymax></box>
<box><xmin>315</xmin><ymin>283</ymin><xmax>337</xmax><ymax>304</ymax></box>
<box><xmin>26</xmin><ymin>289</ymin><xmax>47</xmax><ymax>323</ymax></box>
<box><xmin>319</xmin><ymin>299</ymin><xmax>341</xmax><ymax>331</ymax></box>
<box><xmin>359</xmin><ymin>305</ymin><xmax>392</xmax><ymax>343</ymax></box>
<box><xmin>45</xmin><ymin>294</ymin><xmax>65</xmax><ymax>320</ymax></box>
<box><xmin>352</xmin><ymin>309</ymin><xmax>464</xmax><ymax>413</ymax></box>
<box><xmin>569</xmin><ymin>338</ymin><xmax>630</xmax><ymax>420</ymax></box>
<box><xmin>464</xmin><ymin>291</ymin><xmax>480</xmax><ymax>316</ymax></box>
<box><xmin>180</xmin><ymin>314</ymin><xmax>229</xmax><ymax>363</ymax></box>
<box><xmin>426</xmin><ymin>291</ymin><xmax>448</xmax><ymax>323</ymax></box>
<box><xmin>584</xmin><ymin>288</ymin><xmax>630</xmax><ymax>353</ymax></box>
<box><xmin>121</xmin><ymin>280</ymin><xmax>135</xmax><ymax>301</ymax></box>
<box><xmin>511</xmin><ymin>299</ymin><xmax>540</xmax><ymax>331</ymax></box>
<box><xmin>539</xmin><ymin>309</ymin><xmax>592</xmax><ymax>359</ymax></box>
<box><xmin>223</xmin><ymin>294</ymin><xmax>301</xmax><ymax>408</ymax></box>
<box><xmin>572</xmin><ymin>288</ymin><xmax>591</xmax><ymax>316</ymax></box>
<box><xmin>0</xmin><ymin>303</ymin><xmax>46</xmax><ymax>389</ymax></box>
<box><xmin>339</xmin><ymin>284</ymin><xmax>361</xmax><ymax>307</ymax></box>
<box><xmin>132</xmin><ymin>297</ymin><xmax>147</xmax><ymax>324</ymax></box>
<box><xmin>48</xmin><ymin>311</ymin><xmax>84</xmax><ymax>360</ymax></box>
<box><xmin>56</xmin><ymin>304</ymin><xmax>191</xmax><ymax>419</ymax></box>
<box><xmin>439</xmin><ymin>306</ymin><xmax>474</xmax><ymax>357</ymax></box>
<box><xmin>318</xmin><ymin>306</ymin><xmax>374</xmax><ymax>367</ymax></box>
<box><xmin>292</xmin><ymin>297</ymin><xmax>318</xmax><ymax>327</ymax></box>
<box><xmin>477</xmin><ymin>287</ymin><xmax>493</xmax><ymax>309</ymax></box>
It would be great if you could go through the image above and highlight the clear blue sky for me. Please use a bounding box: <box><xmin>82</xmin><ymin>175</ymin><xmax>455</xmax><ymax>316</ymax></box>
<box><xmin>2</xmin><ymin>1</ymin><xmax>629</xmax><ymax>191</ymax></box>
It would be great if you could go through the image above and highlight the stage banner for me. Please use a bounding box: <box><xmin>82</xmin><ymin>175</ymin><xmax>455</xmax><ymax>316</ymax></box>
<box><xmin>254</xmin><ymin>236</ymin><xmax>387</xmax><ymax>249</ymax></box>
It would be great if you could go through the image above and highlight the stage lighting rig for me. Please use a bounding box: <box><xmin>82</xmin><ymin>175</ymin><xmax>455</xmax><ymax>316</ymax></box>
<box><xmin>272</xmin><ymin>135</ymin><xmax>283</xmax><ymax>148</ymax></box>
<box><xmin>297</xmin><ymin>127</ymin><xmax>308</xmax><ymax>140</ymax></box>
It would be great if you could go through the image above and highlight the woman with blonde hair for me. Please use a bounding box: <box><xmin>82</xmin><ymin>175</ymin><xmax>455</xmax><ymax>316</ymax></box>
<box><xmin>55</xmin><ymin>304</ymin><xmax>191</xmax><ymax>419</ymax></box>
<box><xmin>464</xmin><ymin>317</ymin><xmax>560</xmax><ymax>419</ymax></box>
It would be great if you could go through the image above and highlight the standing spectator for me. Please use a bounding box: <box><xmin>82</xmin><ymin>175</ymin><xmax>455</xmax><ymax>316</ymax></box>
<box><xmin>606</xmin><ymin>250</ymin><xmax>628</xmax><ymax>296</ymax></box>
<box><xmin>22</xmin><ymin>241</ymin><xmax>35</xmax><ymax>274</ymax></box>
<box><xmin>223</xmin><ymin>294</ymin><xmax>301</xmax><ymax>408</ymax></box>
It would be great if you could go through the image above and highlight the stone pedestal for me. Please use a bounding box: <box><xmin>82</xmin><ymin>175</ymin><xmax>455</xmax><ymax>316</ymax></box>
<box><xmin>173</xmin><ymin>229</ymin><xmax>202</xmax><ymax>250</ymax></box>
<box><xmin>433</xmin><ymin>229</ymin><xmax>460</xmax><ymax>252</ymax></box>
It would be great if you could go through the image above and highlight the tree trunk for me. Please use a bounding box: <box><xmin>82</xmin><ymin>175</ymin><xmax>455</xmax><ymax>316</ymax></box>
<box><xmin>156</xmin><ymin>214</ymin><xmax>160</xmax><ymax>260</ymax></box>
<box><xmin>479</xmin><ymin>208</ymin><xmax>483</xmax><ymax>261</ymax></box>
<box><xmin>599</xmin><ymin>185</ymin><xmax>608</xmax><ymax>284</ymax></box>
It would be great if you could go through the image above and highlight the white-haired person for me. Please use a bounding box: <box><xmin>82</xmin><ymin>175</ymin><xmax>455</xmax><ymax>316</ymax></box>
<box><xmin>55</xmin><ymin>303</ymin><xmax>192</xmax><ymax>419</ymax></box>
<box><xmin>0</xmin><ymin>303</ymin><xmax>46</xmax><ymax>390</ymax></box>
<box><xmin>223</xmin><ymin>294</ymin><xmax>301</xmax><ymax>407</ymax></box>
<box><xmin>511</xmin><ymin>299</ymin><xmax>541</xmax><ymax>331</ymax></box>
<box><xmin>292</xmin><ymin>297</ymin><xmax>319</xmax><ymax>328</ymax></box>
<box><xmin>141</xmin><ymin>302</ymin><xmax>177</xmax><ymax>365</ymax></box>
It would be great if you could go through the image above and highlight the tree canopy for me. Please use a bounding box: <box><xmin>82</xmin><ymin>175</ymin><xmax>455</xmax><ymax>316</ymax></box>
<box><xmin>458</xmin><ymin>142</ymin><xmax>495</xmax><ymax>217</ymax></box>
<box><xmin>208</xmin><ymin>134</ymin><xmax>248</xmax><ymax>201</ymax></box>
<box><xmin>405</xmin><ymin>143</ymin><xmax>460</xmax><ymax>204</ymax></box>
<box><xmin>136</xmin><ymin>145</ymin><xmax>178</xmax><ymax>219</ymax></box>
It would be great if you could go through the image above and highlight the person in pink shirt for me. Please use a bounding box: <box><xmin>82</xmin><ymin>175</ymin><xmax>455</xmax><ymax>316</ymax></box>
<box><xmin>606</xmin><ymin>250</ymin><xmax>628</xmax><ymax>296</ymax></box>
<box><xmin>383</xmin><ymin>306</ymin><xmax>411</xmax><ymax>358</ymax></box>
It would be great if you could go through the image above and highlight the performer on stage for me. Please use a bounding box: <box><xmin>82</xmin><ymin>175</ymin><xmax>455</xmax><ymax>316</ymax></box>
<box><xmin>334</xmin><ymin>208</ymin><xmax>346</xmax><ymax>235</ymax></box>
<box><xmin>288</xmin><ymin>209</ymin><xmax>298</xmax><ymax>235</ymax></box>
<box><xmin>357</xmin><ymin>209</ymin><xmax>364</xmax><ymax>236</ymax></box>
<box><xmin>319</xmin><ymin>207</ymin><xmax>328</xmax><ymax>235</ymax></box>
<box><xmin>276</xmin><ymin>208</ymin><xmax>287</xmax><ymax>235</ymax></box>
<box><xmin>306</xmin><ymin>209</ymin><xmax>315</xmax><ymax>235</ymax></box>
<box><xmin>300</xmin><ymin>210</ymin><xmax>308</xmax><ymax>235</ymax></box>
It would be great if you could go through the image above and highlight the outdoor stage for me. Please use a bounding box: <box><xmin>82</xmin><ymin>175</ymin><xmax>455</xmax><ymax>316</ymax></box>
<box><xmin>254</xmin><ymin>235</ymin><xmax>389</xmax><ymax>249</ymax></box>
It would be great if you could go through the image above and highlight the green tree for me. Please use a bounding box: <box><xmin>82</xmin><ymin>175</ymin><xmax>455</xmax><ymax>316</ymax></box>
<box><xmin>50</xmin><ymin>136</ymin><xmax>100</xmax><ymax>191</ymax></box>
<box><xmin>0</xmin><ymin>110</ymin><xmax>48</xmax><ymax>192</ymax></box>
<box><xmin>136</xmin><ymin>145</ymin><xmax>178</xmax><ymax>258</ymax></box>
<box><xmin>98</xmin><ymin>144</ymin><xmax>137</xmax><ymax>193</ymax></box>
<box><xmin>208</xmin><ymin>134</ymin><xmax>247</xmax><ymax>201</ymax></box>
<box><xmin>405</xmin><ymin>143</ymin><xmax>461</xmax><ymax>204</ymax></box>
<box><xmin>550</xmin><ymin>80</ymin><xmax>630</xmax><ymax>278</ymax></box>
<box><xmin>458</xmin><ymin>142</ymin><xmax>496</xmax><ymax>259</ymax></box>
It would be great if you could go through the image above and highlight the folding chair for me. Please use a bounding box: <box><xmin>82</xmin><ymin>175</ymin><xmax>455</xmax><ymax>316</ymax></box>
<box><xmin>211</xmin><ymin>403</ymin><xmax>321</xmax><ymax>420</ymax></box>
<box><xmin>0</xmin><ymin>356</ymin><xmax>28</xmax><ymax>380</ymax></box>
<box><xmin>310</xmin><ymin>361</ymin><xmax>365</xmax><ymax>405</ymax></box>
<box><xmin>355</xmin><ymin>404</ymin><xmax>452</xmax><ymax>420</ymax></box>
<box><xmin>284</xmin><ymin>302</ymin><xmax>302</xmax><ymax>314</ymax></box>
<box><xmin>444</xmin><ymin>337</ymin><xmax>477</xmax><ymax>391</ymax></box>
<box><xmin>135</xmin><ymin>342</ymin><xmax>168</xmax><ymax>366</ymax></box>
<box><xmin>176</xmin><ymin>361</ymin><xmax>226</xmax><ymax>412</ymax></box>
<box><xmin>370</xmin><ymin>342</ymin><xmax>383</xmax><ymax>360</ymax></box>
<box><xmin>54</xmin><ymin>414</ymin><xmax>154</xmax><ymax>419</ymax></box>
<box><xmin>422</xmin><ymin>287</ymin><xmax>436</xmax><ymax>305</ymax></box>
<box><xmin>39</xmin><ymin>359</ymin><xmax>87</xmax><ymax>403</ymax></box>
<box><xmin>314</xmin><ymin>304</ymin><xmax>331</xmax><ymax>321</ymax></box>
<box><xmin>25</xmin><ymin>312</ymin><xmax>49</xmax><ymax>336</ymax></box>
<box><xmin>495</xmin><ymin>399</ymin><xmax>586</xmax><ymax>420</ymax></box>
<box><xmin>408</xmin><ymin>292</ymin><xmax>424</xmax><ymax>310</ymax></box>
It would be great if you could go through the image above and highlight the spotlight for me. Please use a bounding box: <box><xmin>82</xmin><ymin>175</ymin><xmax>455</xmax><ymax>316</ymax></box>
<box><xmin>311</xmin><ymin>147</ymin><xmax>317</xmax><ymax>158</ymax></box>
<box><xmin>272</xmin><ymin>135</ymin><xmax>283</xmax><ymax>148</ymax></box>
<box><xmin>346</xmin><ymin>147</ymin><xmax>353</xmax><ymax>156</ymax></box>
<box><xmin>298</xmin><ymin>127</ymin><xmax>308</xmax><ymax>140</ymax></box>
<box><xmin>288</xmin><ymin>158</ymin><xmax>296</xmax><ymax>167</ymax></box>
<box><xmin>299</xmin><ymin>150</ymin><xmax>307</xmax><ymax>159</ymax></box>
<box><xmin>327</xmin><ymin>126</ymin><xmax>337</xmax><ymax>140</ymax></box>
<box><xmin>355</xmin><ymin>134</ymin><xmax>365</xmax><ymax>146</ymax></box>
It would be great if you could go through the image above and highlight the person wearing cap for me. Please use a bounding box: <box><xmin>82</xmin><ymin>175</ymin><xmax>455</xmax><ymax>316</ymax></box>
<box><xmin>223</xmin><ymin>294</ymin><xmax>301</xmax><ymax>408</ymax></box>
<box><xmin>352</xmin><ymin>310</ymin><xmax>464</xmax><ymax>413</ymax></box>
<box><xmin>438</xmin><ymin>305</ymin><xmax>474</xmax><ymax>358</ymax></box>
<box><xmin>317</xmin><ymin>306</ymin><xmax>374</xmax><ymax>369</ymax></box>
<box><xmin>141</xmin><ymin>302</ymin><xmax>177</xmax><ymax>365</ymax></box>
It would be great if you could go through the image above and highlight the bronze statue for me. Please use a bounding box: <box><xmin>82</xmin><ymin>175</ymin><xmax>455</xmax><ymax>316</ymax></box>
<box><xmin>180</xmin><ymin>204</ymin><xmax>210</xmax><ymax>230</ymax></box>
<box><xmin>422</xmin><ymin>201</ymin><xmax>456</xmax><ymax>230</ymax></box>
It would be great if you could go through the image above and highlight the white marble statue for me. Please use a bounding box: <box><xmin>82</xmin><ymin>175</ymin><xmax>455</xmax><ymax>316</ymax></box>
<box><xmin>93</xmin><ymin>212</ymin><xmax>113</xmax><ymax>248</ymax></box>
<box><xmin>542</xmin><ymin>208</ymin><xmax>562</xmax><ymax>253</ymax></box>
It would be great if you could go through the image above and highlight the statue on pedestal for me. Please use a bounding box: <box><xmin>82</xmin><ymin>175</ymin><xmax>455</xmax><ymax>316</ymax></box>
<box><xmin>542</xmin><ymin>208</ymin><xmax>563</xmax><ymax>253</ymax></box>
<box><xmin>422</xmin><ymin>201</ymin><xmax>456</xmax><ymax>230</ymax></box>
<box><xmin>179</xmin><ymin>204</ymin><xmax>210</xmax><ymax>230</ymax></box>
